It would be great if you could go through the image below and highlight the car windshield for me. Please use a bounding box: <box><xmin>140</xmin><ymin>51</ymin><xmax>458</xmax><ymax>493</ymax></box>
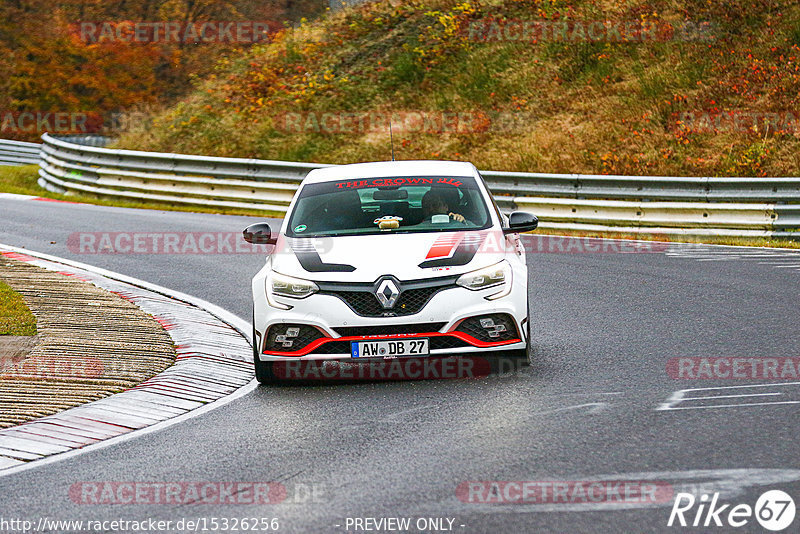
<box><xmin>285</xmin><ymin>176</ymin><xmax>491</xmax><ymax>237</ymax></box>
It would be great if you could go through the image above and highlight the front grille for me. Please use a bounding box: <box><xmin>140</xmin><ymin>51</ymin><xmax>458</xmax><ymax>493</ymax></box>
<box><xmin>455</xmin><ymin>314</ymin><xmax>519</xmax><ymax>343</ymax></box>
<box><xmin>332</xmin><ymin>287</ymin><xmax>442</xmax><ymax>317</ymax></box>
<box><xmin>317</xmin><ymin>275</ymin><xmax>459</xmax><ymax>318</ymax></box>
<box><xmin>333</xmin><ymin>291</ymin><xmax>384</xmax><ymax>316</ymax></box>
<box><xmin>333</xmin><ymin>322</ymin><xmax>446</xmax><ymax>337</ymax></box>
<box><xmin>264</xmin><ymin>324</ymin><xmax>323</xmax><ymax>352</ymax></box>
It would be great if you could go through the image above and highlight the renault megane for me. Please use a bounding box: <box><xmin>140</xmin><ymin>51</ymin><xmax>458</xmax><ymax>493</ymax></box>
<box><xmin>244</xmin><ymin>160</ymin><xmax>537</xmax><ymax>383</ymax></box>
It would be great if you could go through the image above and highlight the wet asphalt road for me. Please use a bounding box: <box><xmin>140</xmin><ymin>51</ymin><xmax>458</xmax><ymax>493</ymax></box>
<box><xmin>1</xmin><ymin>196</ymin><xmax>799</xmax><ymax>533</ymax></box>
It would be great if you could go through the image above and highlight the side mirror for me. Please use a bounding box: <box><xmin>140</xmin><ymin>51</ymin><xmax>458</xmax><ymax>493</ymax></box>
<box><xmin>503</xmin><ymin>212</ymin><xmax>538</xmax><ymax>235</ymax></box>
<box><xmin>243</xmin><ymin>222</ymin><xmax>276</xmax><ymax>244</ymax></box>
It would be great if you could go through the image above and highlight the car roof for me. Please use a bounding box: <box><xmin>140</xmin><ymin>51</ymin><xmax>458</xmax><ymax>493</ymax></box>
<box><xmin>302</xmin><ymin>160</ymin><xmax>478</xmax><ymax>184</ymax></box>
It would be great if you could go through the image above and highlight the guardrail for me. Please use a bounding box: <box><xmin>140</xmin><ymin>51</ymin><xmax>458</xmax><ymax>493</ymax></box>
<box><xmin>0</xmin><ymin>139</ymin><xmax>41</xmax><ymax>166</ymax></box>
<box><xmin>33</xmin><ymin>133</ymin><xmax>800</xmax><ymax>239</ymax></box>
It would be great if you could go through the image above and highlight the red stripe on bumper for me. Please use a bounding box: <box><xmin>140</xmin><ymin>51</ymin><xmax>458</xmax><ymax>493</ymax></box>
<box><xmin>262</xmin><ymin>331</ymin><xmax>521</xmax><ymax>357</ymax></box>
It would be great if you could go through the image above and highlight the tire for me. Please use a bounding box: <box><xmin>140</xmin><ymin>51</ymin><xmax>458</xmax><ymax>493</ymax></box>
<box><xmin>524</xmin><ymin>312</ymin><xmax>532</xmax><ymax>366</ymax></box>
<box><xmin>254</xmin><ymin>357</ymin><xmax>279</xmax><ymax>385</ymax></box>
<box><xmin>509</xmin><ymin>304</ymin><xmax>531</xmax><ymax>365</ymax></box>
<box><xmin>253</xmin><ymin>313</ymin><xmax>279</xmax><ymax>384</ymax></box>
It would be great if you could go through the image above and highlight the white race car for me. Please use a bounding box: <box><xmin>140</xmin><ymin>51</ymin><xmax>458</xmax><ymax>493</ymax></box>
<box><xmin>244</xmin><ymin>160</ymin><xmax>538</xmax><ymax>383</ymax></box>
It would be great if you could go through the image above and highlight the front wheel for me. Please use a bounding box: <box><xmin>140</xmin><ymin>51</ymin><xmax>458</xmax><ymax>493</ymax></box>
<box><xmin>253</xmin><ymin>314</ymin><xmax>279</xmax><ymax>384</ymax></box>
<box><xmin>254</xmin><ymin>358</ymin><xmax>279</xmax><ymax>384</ymax></box>
<box><xmin>509</xmin><ymin>305</ymin><xmax>531</xmax><ymax>365</ymax></box>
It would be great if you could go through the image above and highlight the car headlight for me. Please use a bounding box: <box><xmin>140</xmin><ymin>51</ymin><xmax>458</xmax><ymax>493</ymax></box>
<box><xmin>456</xmin><ymin>260</ymin><xmax>512</xmax><ymax>300</ymax></box>
<box><xmin>266</xmin><ymin>271</ymin><xmax>319</xmax><ymax>309</ymax></box>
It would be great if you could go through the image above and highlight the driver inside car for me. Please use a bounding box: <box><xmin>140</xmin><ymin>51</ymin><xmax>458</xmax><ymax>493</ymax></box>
<box><xmin>421</xmin><ymin>190</ymin><xmax>466</xmax><ymax>223</ymax></box>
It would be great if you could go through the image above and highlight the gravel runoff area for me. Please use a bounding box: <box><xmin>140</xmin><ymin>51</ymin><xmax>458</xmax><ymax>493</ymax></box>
<box><xmin>0</xmin><ymin>255</ymin><xmax>176</xmax><ymax>429</ymax></box>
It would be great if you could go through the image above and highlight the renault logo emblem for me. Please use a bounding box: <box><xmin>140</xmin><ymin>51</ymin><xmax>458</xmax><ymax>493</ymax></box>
<box><xmin>375</xmin><ymin>279</ymin><xmax>400</xmax><ymax>309</ymax></box>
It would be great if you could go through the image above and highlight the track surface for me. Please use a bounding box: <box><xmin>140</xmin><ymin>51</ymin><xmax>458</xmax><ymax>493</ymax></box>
<box><xmin>1</xmin><ymin>197</ymin><xmax>799</xmax><ymax>533</ymax></box>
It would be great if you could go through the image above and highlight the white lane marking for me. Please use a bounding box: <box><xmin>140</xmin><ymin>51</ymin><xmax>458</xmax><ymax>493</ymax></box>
<box><xmin>680</xmin><ymin>392</ymin><xmax>782</xmax><ymax>401</ymax></box>
<box><xmin>657</xmin><ymin>382</ymin><xmax>800</xmax><ymax>411</ymax></box>
<box><xmin>736</xmin><ymin>254</ymin><xmax>795</xmax><ymax>258</ymax></box>
<box><xmin>667</xmin><ymin>381</ymin><xmax>800</xmax><ymax>392</ymax></box>
<box><xmin>662</xmin><ymin>240</ymin><xmax>800</xmax><ymax>276</ymax></box>
<box><xmin>0</xmin><ymin>193</ymin><xmax>36</xmax><ymax>200</ymax></box>
<box><xmin>660</xmin><ymin>401</ymin><xmax>800</xmax><ymax>411</ymax></box>
<box><xmin>675</xmin><ymin>252</ymin><xmax>800</xmax><ymax>259</ymax></box>
<box><xmin>697</xmin><ymin>256</ymin><xmax>800</xmax><ymax>262</ymax></box>
<box><xmin>0</xmin><ymin>243</ymin><xmax>258</xmax><ymax>479</ymax></box>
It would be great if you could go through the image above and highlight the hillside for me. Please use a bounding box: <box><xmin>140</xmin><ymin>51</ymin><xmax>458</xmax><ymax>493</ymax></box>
<box><xmin>0</xmin><ymin>0</ymin><xmax>324</xmax><ymax>142</ymax></box>
<box><xmin>116</xmin><ymin>0</ymin><xmax>800</xmax><ymax>177</ymax></box>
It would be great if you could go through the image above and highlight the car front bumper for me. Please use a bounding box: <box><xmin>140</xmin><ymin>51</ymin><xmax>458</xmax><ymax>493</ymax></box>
<box><xmin>253</xmin><ymin>272</ymin><xmax>528</xmax><ymax>362</ymax></box>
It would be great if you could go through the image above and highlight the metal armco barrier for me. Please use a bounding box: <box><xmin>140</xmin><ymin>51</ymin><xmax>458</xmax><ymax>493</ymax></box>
<box><xmin>0</xmin><ymin>139</ymin><xmax>41</xmax><ymax>166</ymax></box>
<box><xmin>33</xmin><ymin>133</ymin><xmax>800</xmax><ymax>239</ymax></box>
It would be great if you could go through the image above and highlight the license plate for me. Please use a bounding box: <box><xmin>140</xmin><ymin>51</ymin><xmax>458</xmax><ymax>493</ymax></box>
<box><xmin>351</xmin><ymin>338</ymin><xmax>429</xmax><ymax>358</ymax></box>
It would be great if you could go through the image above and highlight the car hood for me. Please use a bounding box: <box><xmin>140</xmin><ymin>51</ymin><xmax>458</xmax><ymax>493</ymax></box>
<box><xmin>268</xmin><ymin>230</ymin><xmax>511</xmax><ymax>282</ymax></box>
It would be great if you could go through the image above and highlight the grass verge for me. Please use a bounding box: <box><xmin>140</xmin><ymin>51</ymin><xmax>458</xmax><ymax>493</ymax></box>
<box><xmin>0</xmin><ymin>280</ymin><xmax>36</xmax><ymax>335</ymax></box>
